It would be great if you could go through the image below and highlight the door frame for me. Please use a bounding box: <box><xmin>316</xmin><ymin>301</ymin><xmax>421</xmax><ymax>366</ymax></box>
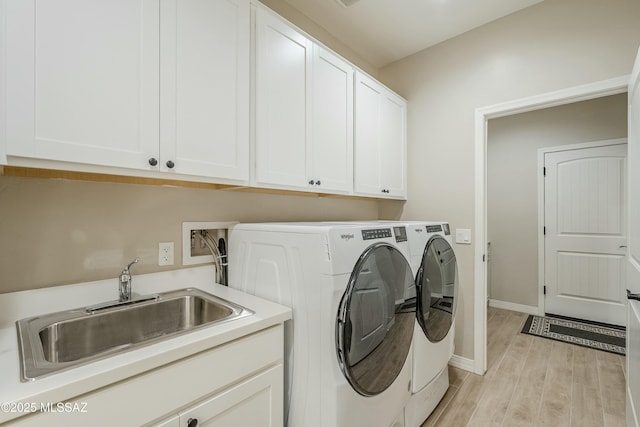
<box><xmin>537</xmin><ymin>138</ymin><xmax>628</xmax><ymax>317</ymax></box>
<box><xmin>473</xmin><ymin>75</ymin><xmax>629</xmax><ymax>375</ymax></box>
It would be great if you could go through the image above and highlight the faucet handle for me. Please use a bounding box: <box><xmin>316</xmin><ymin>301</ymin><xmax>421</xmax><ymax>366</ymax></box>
<box><xmin>123</xmin><ymin>257</ymin><xmax>140</xmax><ymax>273</ymax></box>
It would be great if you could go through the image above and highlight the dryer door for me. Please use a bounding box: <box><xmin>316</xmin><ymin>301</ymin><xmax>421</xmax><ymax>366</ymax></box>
<box><xmin>416</xmin><ymin>235</ymin><xmax>458</xmax><ymax>343</ymax></box>
<box><xmin>336</xmin><ymin>243</ymin><xmax>415</xmax><ymax>396</ymax></box>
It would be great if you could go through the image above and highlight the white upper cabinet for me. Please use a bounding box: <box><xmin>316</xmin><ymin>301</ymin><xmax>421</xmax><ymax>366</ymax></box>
<box><xmin>5</xmin><ymin>0</ymin><xmax>160</xmax><ymax>170</ymax></box>
<box><xmin>3</xmin><ymin>0</ymin><xmax>249</xmax><ymax>182</ymax></box>
<box><xmin>2</xmin><ymin>0</ymin><xmax>405</xmax><ymax>198</ymax></box>
<box><xmin>160</xmin><ymin>0</ymin><xmax>249</xmax><ymax>180</ymax></box>
<box><xmin>310</xmin><ymin>45</ymin><xmax>354</xmax><ymax>194</ymax></box>
<box><xmin>254</xmin><ymin>6</ymin><xmax>311</xmax><ymax>189</ymax></box>
<box><xmin>354</xmin><ymin>72</ymin><xmax>407</xmax><ymax>199</ymax></box>
<box><xmin>254</xmin><ymin>6</ymin><xmax>354</xmax><ymax>195</ymax></box>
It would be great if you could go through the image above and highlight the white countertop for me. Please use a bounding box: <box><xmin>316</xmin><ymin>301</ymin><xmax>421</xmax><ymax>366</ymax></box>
<box><xmin>0</xmin><ymin>266</ymin><xmax>291</xmax><ymax>424</ymax></box>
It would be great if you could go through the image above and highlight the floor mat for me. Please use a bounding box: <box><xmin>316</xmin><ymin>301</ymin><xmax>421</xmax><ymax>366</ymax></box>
<box><xmin>521</xmin><ymin>314</ymin><xmax>625</xmax><ymax>355</ymax></box>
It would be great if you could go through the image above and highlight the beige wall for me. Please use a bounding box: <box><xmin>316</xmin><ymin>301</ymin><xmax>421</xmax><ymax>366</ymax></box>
<box><xmin>487</xmin><ymin>94</ymin><xmax>627</xmax><ymax>308</ymax></box>
<box><xmin>0</xmin><ymin>176</ymin><xmax>379</xmax><ymax>293</ymax></box>
<box><xmin>378</xmin><ymin>0</ymin><xmax>640</xmax><ymax>359</ymax></box>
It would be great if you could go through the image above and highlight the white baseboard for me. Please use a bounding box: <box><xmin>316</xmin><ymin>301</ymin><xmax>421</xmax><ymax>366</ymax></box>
<box><xmin>448</xmin><ymin>355</ymin><xmax>474</xmax><ymax>373</ymax></box>
<box><xmin>489</xmin><ymin>299</ymin><xmax>541</xmax><ymax>316</ymax></box>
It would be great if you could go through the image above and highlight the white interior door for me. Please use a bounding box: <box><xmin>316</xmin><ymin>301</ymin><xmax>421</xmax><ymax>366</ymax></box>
<box><xmin>626</xmin><ymin>46</ymin><xmax>640</xmax><ymax>427</ymax></box>
<box><xmin>544</xmin><ymin>142</ymin><xmax>627</xmax><ymax>325</ymax></box>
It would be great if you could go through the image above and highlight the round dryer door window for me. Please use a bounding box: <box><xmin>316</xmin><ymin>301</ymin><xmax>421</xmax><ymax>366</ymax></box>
<box><xmin>336</xmin><ymin>243</ymin><xmax>415</xmax><ymax>396</ymax></box>
<box><xmin>416</xmin><ymin>235</ymin><xmax>459</xmax><ymax>343</ymax></box>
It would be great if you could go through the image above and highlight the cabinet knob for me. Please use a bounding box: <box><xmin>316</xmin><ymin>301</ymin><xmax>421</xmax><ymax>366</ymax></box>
<box><xmin>148</xmin><ymin>157</ymin><xmax>158</xmax><ymax>166</ymax></box>
<box><xmin>308</xmin><ymin>179</ymin><xmax>315</xmax><ymax>185</ymax></box>
<box><xmin>166</xmin><ymin>160</ymin><xmax>175</xmax><ymax>169</ymax></box>
<box><xmin>381</xmin><ymin>189</ymin><xmax>389</xmax><ymax>194</ymax></box>
<box><xmin>315</xmin><ymin>180</ymin><xmax>321</xmax><ymax>186</ymax></box>
<box><xmin>187</xmin><ymin>418</ymin><xmax>198</xmax><ymax>427</ymax></box>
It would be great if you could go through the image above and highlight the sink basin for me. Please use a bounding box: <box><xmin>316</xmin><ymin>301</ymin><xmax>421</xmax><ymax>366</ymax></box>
<box><xmin>17</xmin><ymin>288</ymin><xmax>253</xmax><ymax>381</ymax></box>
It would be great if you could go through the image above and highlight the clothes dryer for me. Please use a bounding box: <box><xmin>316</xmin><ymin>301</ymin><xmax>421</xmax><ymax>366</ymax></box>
<box><xmin>383</xmin><ymin>221</ymin><xmax>458</xmax><ymax>427</ymax></box>
<box><xmin>228</xmin><ymin>222</ymin><xmax>415</xmax><ymax>427</ymax></box>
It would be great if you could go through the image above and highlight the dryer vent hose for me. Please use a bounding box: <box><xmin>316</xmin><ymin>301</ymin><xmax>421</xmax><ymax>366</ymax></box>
<box><xmin>198</xmin><ymin>230</ymin><xmax>228</xmax><ymax>286</ymax></box>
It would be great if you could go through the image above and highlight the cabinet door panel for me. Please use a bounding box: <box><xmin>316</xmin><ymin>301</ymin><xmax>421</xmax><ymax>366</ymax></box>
<box><xmin>160</xmin><ymin>0</ymin><xmax>249</xmax><ymax>180</ymax></box>
<box><xmin>354</xmin><ymin>74</ymin><xmax>383</xmax><ymax>194</ymax></box>
<box><xmin>255</xmin><ymin>8</ymin><xmax>311</xmax><ymax>188</ymax></box>
<box><xmin>311</xmin><ymin>46</ymin><xmax>353</xmax><ymax>194</ymax></box>
<box><xmin>5</xmin><ymin>0</ymin><xmax>159</xmax><ymax>169</ymax></box>
<box><xmin>354</xmin><ymin>72</ymin><xmax>407</xmax><ymax>199</ymax></box>
<box><xmin>380</xmin><ymin>93</ymin><xmax>407</xmax><ymax>197</ymax></box>
<box><xmin>179</xmin><ymin>364</ymin><xmax>283</xmax><ymax>427</ymax></box>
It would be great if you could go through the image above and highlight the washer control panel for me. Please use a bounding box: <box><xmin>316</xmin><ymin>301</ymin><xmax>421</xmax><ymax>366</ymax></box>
<box><xmin>362</xmin><ymin>228</ymin><xmax>392</xmax><ymax>240</ymax></box>
<box><xmin>426</xmin><ymin>224</ymin><xmax>443</xmax><ymax>233</ymax></box>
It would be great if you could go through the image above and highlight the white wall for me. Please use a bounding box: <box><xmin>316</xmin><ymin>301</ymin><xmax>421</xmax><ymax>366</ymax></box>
<box><xmin>378</xmin><ymin>0</ymin><xmax>640</xmax><ymax>359</ymax></box>
<box><xmin>487</xmin><ymin>94</ymin><xmax>627</xmax><ymax>308</ymax></box>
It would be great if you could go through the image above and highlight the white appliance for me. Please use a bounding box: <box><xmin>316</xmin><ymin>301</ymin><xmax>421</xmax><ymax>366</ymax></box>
<box><xmin>384</xmin><ymin>221</ymin><xmax>458</xmax><ymax>427</ymax></box>
<box><xmin>228</xmin><ymin>222</ymin><xmax>416</xmax><ymax>427</ymax></box>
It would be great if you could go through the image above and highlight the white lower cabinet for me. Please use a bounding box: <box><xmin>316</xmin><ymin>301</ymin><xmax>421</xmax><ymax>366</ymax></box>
<box><xmin>173</xmin><ymin>365</ymin><xmax>282</xmax><ymax>427</ymax></box>
<box><xmin>10</xmin><ymin>326</ymin><xmax>283</xmax><ymax>427</ymax></box>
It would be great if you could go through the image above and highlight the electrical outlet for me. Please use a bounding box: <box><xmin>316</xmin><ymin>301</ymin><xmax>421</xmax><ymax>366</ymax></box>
<box><xmin>158</xmin><ymin>242</ymin><xmax>174</xmax><ymax>266</ymax></box>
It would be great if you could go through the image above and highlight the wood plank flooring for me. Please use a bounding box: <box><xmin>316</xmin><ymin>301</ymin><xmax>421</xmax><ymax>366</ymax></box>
<box><xmin>422</xmin><ymin>307</ymin><xmax>627</xmax><ymax>427</ymax></box>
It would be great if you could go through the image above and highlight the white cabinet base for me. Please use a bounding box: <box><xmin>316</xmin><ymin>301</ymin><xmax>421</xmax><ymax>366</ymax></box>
<box><xmin>10</xmin><ymin>326</ymin><xmax>284</xmax><ymax>427</ymax></box>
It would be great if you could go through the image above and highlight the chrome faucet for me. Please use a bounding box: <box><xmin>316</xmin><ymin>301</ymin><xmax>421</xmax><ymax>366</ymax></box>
<box><xmin>119</xmin><ymin>257</ymin><xmax>140</xmax><ymax>302</ymax></box>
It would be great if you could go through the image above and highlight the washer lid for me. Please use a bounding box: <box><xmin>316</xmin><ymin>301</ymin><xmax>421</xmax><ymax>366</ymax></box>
<box><xmin>336</xmin><ymin>243</ymin><xmax>415</xmax><ymax>396</ymax></box>
<box><xmin>416</xmin><ymin>235</ymin><xmax>458</xmax><ymax>343</ymax></box>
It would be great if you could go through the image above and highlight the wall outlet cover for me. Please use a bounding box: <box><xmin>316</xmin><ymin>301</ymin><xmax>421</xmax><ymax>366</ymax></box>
<box><xmin>159</xmin><ymin>242</ymin><xmax>174</xmax><ymax>266</ymax></box>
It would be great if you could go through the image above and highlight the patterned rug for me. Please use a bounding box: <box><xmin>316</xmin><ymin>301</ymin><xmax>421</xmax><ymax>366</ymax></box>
<box><xmin>521</xmin><ymin>314</ymin><xmax>626</xmax><ymax>355</ymax></box>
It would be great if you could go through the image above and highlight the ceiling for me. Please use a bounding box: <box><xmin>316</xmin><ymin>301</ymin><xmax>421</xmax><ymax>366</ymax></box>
<box><xmin>284</xmin><ymin>0</ymin><xmax>544</xmax><ymax>68</ymax></box>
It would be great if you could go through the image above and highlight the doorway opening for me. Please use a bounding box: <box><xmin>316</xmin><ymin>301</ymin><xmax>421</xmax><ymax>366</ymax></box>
<box><xmin>473</xmin><ymin>75</ymin><xmax>629</xmax><ymax>375</ymax></box>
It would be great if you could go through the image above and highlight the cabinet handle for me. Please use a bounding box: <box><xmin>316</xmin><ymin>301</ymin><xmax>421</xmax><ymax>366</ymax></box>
<box><xmin>381</xmin><ymin>189</ymin><xmax>390</xmax><ymax>194</ymax></box>
<box><xmin>628</xmin><ymin>289</ymin><xmax>640</xmax><ymax>301</ymax></box>
<box><xmin>308</xmin><ymin>179</ymin><xmax>314</xmax><ymax>185</ymax></box>
<box><xmin>315</xmin><ymin>180</ymin><xmax>321</xmax><ymax>186</ymax></box>
<box><xmin>187</xmin><ymin>418</ymin><xmax>198</xmax><ymax>427</ymax></box>
<box><xmin>166</xmin><ymin>160</ymin><xmax>175</xmax><ymax>169</ymax></box>
<box><xmin>148</xmin><ymin>158</ymin><xmax>158</xmax><ymax>166</ymax></box>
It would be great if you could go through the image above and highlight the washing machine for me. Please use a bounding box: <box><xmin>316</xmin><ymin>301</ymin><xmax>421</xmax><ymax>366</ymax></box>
<box><xmin>228</xmin><ymin>222</ymin><xmax>415</xmax><ymax>427</ymax></box>
<box><xmin>384</xmin><ymin>221</ymin><xmax>458</xmax><ymax>427</ymax></box>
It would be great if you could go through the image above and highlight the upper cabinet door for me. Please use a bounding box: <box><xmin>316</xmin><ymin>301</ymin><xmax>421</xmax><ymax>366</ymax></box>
<box><xmin>354</xmin><ymin>72</ymin><xmax>407</xmax><ymax>199</ymax></box>
<box><xmin>254</xmin><ymin>6</ymin><xmax>312</xmax><ymax>188</ymax></box>
<box><xmin>379</xmin><ymin>90</ymin><xmax>407</xmax><ymax>197</ymax></box>
<box><xmin>160</xmin><ymin>0</ymin><xmax>249</xmax><ymax>181</ymax></box>
<box><xmin>310</xmin><ymin>45</ymin><xmax>354</xmax><ymax>194</ymax></box>
<box><xmin>4</xmin><ymin>0</ymin><xmax>160</xmax><ymax>169</ymax></box>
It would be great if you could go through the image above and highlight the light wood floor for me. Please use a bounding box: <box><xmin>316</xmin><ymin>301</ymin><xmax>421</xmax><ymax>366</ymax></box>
<box><xmin>422</xmin><ymin>307</ymin><xmax>627</xmax><ymax>427</ymax></box>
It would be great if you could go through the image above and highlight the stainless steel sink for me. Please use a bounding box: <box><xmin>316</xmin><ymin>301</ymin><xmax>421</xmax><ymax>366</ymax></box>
<box><xmin>17</xmin><ymin>288</ymin><xmax>253</xmax><ymax>381</ymax></box>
